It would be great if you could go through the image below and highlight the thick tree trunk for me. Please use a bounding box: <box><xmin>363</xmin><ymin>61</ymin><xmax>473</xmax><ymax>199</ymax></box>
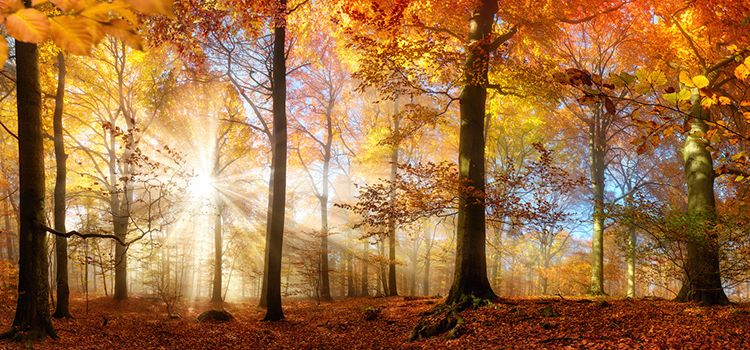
<box><xmin>1</xmin><ymin>38</ymin><xmax>57</xmax><ymax>340</ymax></box>
<box><xmin>446</xmin><ymin>0</ymin><xmax>497</xmax><ymax>304</ymax></box>
<box><xmin>259</xmin><ymin>171</ymin><xmax>273</xmax><ymax>307</ymax></box>
<box><xmin>113</xmin><ymin>218</ymin><xmax>128</xmax><ymax>300</ymax></box>
<box><xmin>211</xmin><ymin>199</ymin><xmax>224</xmax><ymax>304</ymax></box>
<box><xmin>675</xmin><ymin>98</ymin><xmax>728</xmax><ymax>305</ymax></box>
<box><xmin>589</xmin><ymin>119</ymin><xmax>606</xmax><ymax>296</ymax></box>
<box><xmin>52</xmin><ymin>53</ymin><xmax>71</xmax><ymax>319</ymax></box>
<box><xmin>113</xmin><ymin>43</ymin><xmax>132</xmax><ymax>302</ymax></box>
<box><xmin>263</xmin><ymin>1</ymin><xmax>287</xmax><ymax>321</ymax></box>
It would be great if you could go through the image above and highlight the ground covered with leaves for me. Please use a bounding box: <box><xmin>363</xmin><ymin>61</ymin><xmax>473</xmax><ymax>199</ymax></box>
<box><xmin>1</xmin><ymin>295</ymin><xmax>750</xmax><ymax>349</ymax></box>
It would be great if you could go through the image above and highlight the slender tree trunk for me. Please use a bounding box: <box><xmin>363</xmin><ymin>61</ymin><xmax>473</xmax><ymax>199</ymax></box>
<box><xmin>346</xmin><ymin>240</ymin><xmax>355</xmax><ymax>297</ymax></box>
<box><xmin>626</xmin><ymin>224</ymin><xmax>636</xmax><ymax>298</ymax></box>
<box><xmin>4</xmin><ymin>198</ymin><xmax>13</xmax><ymax>262</ymax></box>
<box><xmin>263</xmin><ymin>0</ymin><xmax>287</xmax><ymax>320</ymax></box>
<box><xmin>52</xmin><ymin>53</ymin><xmax>71</xmax><ymax>318</ymax></box>
<box><xmin>211</xmin><ymin>199</ymin><xmax>224</xmax><ymax>304</ymax></box>
<box><xmin>387</xmin><ymin>101</ymin><xmax>399</xmax><ymax>297</ymax></box>
<box><xmin>446</xmin><ymin>0</ymin><xmax>497</xmax><ymax>304</ymax></box>
<box><xmin>360</xmin><ymin>240</ymin><xmax>369</xmax><ymax>296</ymax></box>
<box><xmin>675</xmin><ymin>96</ymin><xmax>728</xmax><ymax>305</ymax></box>
<box><xmin>378</xmin><ymin>239</ymin><xmax>387</xmax><ymax>296</ymax></box>
<box><xmin>1</xmin><ymin>36</ymin><xmax>57</xmax><ymax>340</ymax></box>
<box><xmin>589</xmin><ymin>117</ymin><xmax>606</xmax><ymax>296</ymax></box>
<box><xmin>318</xmin><ymin>160</ymin><xmax>332</xmax><ymax>301</ymax></box>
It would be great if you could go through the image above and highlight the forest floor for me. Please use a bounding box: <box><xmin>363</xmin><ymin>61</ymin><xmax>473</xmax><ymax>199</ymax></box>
<box><xmin>1</xmin><ymin>294</ymin><xmax>750</xmax><ymax>349</ymax></box>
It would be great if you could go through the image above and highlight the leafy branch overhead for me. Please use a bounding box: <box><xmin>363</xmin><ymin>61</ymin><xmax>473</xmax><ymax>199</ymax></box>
<box><xmin>0</xmin><ymin>0</ymin><xmax>173</xmax><ymax>62</ymax></box>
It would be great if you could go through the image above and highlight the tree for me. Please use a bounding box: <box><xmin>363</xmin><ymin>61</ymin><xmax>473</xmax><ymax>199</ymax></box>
<box><xmin>0</xmin><ymin>0</ymin><xmax>171</xmax><ymax>339</ymax></box>
<box><xmin>263</xmin><ymin>0</ymin><xmax>289</xmax><ymax>321</ymax></box>
<box><xmin>51</xmin><ymin>52</ymin><xmax>71</xmax><ymax>318</ymax></box>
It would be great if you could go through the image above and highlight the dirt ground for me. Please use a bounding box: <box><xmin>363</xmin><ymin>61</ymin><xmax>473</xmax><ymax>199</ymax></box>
<box><xmin>1</xmin><ymin>295</ymin><xmax>749</xmax><ymax>349</ymax></box>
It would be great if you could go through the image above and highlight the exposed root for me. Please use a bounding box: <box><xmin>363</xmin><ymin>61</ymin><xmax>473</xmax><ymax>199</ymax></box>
<box><xmin>408</xmin><ymin>294</ymin><xmax>492</xmax><ymax>341</ymax></box>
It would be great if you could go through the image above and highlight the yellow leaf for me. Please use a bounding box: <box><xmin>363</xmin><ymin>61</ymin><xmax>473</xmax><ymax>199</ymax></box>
<box><xmin>736</xmin><ymin>175</ymin><xmax>745</xmax><ymax>182</ymax></box>
<box><xmin>101</xmin><ymin>19</ymin><xmax>142</xmax><ymax>50</ymax></box>
<box><xmin>679</xmin><ymin>71</ymin><xmax>693</xmax><ymax>87</ymax></box>
<box><xmin>0</xmin><ymin>0</ymin><xmax>22</xmax><ymax>12</ymax></box>
<box><xmin>701</xmin><ymin>96</ymin><xmax>715</xmax><ymax>109</ymax></box>
<box><xmin>718</xmin><ymin>96</ymin><xmax>732</xmax><ymax>105</ymax></box>
<box><xmin>735</xmin><ymin>59</ymin><xmax>750</xmax><ymax>81</ymax></box>
<box><xmin>125</xmin><ymin>0</ymin><xmax>172</xmax><ymax>17</ymax></box>
<box><xmin>692</xmin><ymin>75</ymin><xmax>709</xmax><ymax>89</ymax></box>
<box><xmin>0</xmin><ymin>39</ymin><xmax>7</xmax><ymax>66</ymax></box>
<box><xmin>50</xmin><ymin>15</ymin><xmax>94</xmax><ymax>55</ymax></box>
<box><xmin>80</xmin><ymin>1</ymin><xmax>127</xmax><ymax>21</ymax></box>
<box><xmin>6</xmin><ymin>8</ymin><xmax>50</xmax><ymax>43</ymax></box>
<box><xmin>50</xmin><ymin>0</ymin><xmax>81</xmax><ymax>11</ymax></box>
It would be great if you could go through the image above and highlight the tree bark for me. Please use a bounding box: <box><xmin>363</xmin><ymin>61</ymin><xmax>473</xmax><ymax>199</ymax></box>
<box><xmin>360</xmin><ymin>240</ymin><xmax>369</xmax><ymax>296</ymax></box>
<box><xmin>445</xmin><ymin>0</ymin><xmax>497</xmax><ymax>304</ymax></box>
<box><xmin>211</xmin><ymin>198</ymin><xmax>224</xmax><ymax>304</ymax></box>
<box><xmin>626</xmin><ymin>224</ymin><xmax>636</xmax><ymax>298</ymax></box>
<box><xmin>259</xmin><ymin>172</ymin><xmax>273</xmax><ymax>307</ymax></box>
<box><xmin>674</xmin><ymin>96</ymin><xmax>728</xmax><ymax>305</ymax></box>
<box><xmin>318</xmin><ymin>122</ymin><xmax>333</xmax><ymax>301</ymax></box>
<box><xmin>387</xmin><ymin>101</ymin><xmax>399</xmax><ymax>297</ymax></box>
<box><xmin>262</xmin><ymin>0</ymin><xmax>287</xmax><ymax>321</ymax></box>
<box><xmin>52</xmin><ymin>53</ymin><xmax>71</xmax><ymax>319</ymax></box>
<box><xmin>589</xmin><ymin>115</ymin><xmax>606</xmax><ymax>296</ymax></box>
<box><xmin>2</xmin><ymin>37</ymin><xmax>57</xmax><ymax>340</ymax></box>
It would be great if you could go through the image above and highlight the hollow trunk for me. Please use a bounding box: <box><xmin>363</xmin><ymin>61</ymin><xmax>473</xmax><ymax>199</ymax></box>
<box><xmin>446</xmin><ymin>0</ymin><xmax>497</xmax><ymax>304</ymax></box>
<box><xmin>675</xmin><ymin>98</ymin><xmax>728</xmax><ymax>305</ymax></box>
<box><xmin>263</xmin><ymin>2</ymin><xmax>287</xmax><ymax>321</ymax></box>
<box><xmin>2</xmin><ymin>37</ymin><xmax>57</xmax><ymax>340</ymax></box>
<box><xmin>52</xmin><ymin>53</ymin><xmax>71</xmax><ymax>318</ymax></box>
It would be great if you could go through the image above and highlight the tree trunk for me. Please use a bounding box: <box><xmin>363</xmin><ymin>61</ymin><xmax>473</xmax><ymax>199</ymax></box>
<box><xmin>626</xmin><ymin>224</ymin><xmax>636</xmax><ymax>298</ymax></box>
<box><xmin>211</xmin><ymin>198</ymin><xmax>224</xmax><ymax>304</ymax></box>
<box><xmin>589</xmin><ymin>117</ymin><xmax>606</xmax><ymax>296</ymax></box>
<box><xmin>318</xmin><ymin>157</ymin><xmax>332</xmax><ymax>301</ymax></box>
<box><xmin>378</xmin><ymin>239</ymin><xmax>387</xmax><ymax>296</ymax></box>
<box><xmin>360</xmin><ymin>240</ymin><xmax>369</xmax><ymax>296</ymax></box>
<box><xmin>52</xmin><ymin>53</ymin><xmax>71</xmax><ymax>318</ymax></box>
<box><xmin>262</xmin><ymin>0</ymin><xmax>287</xmax><ymax>321</ymax></box>
<box><xmin>446</xmin><ymin>0</ymin><xmax>497</xmax><ymax>304</ymax></box>
<box><xmin>259</xmin><ymin>171</ymin><xmax>273</xmax><ymax>307</ymax></box>
<box><xmin>2</xmin><ymin>37</ymin><xmax>57</xmax><ymax>340</ymax></box>
<box><xmin>3</xmin><ymin>197</ymin><xmax>14</xmax><ymax>262</ymax></box>
<box><xmin>387</xmin><ymin>101</ymin><xmax>399</xmax><ymax>297</ymax></box>
<box><xmin>346</xmin><ymin>242</ymin><xmax>355</xmax><ymax>297</ymax></box>
<box><xmin>674</xmin><ymin>97</ymin><xmax>728</xmax><ymax>305</ymax></box>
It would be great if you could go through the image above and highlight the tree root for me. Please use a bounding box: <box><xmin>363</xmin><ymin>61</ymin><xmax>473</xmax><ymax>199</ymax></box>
<box><xmin>408</xmin><ymin>294</ymin><xmax>490</xmax><ymax>341</ymax></box>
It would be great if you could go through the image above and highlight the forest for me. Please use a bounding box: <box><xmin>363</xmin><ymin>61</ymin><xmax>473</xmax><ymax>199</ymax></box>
<box><xmin>0</xmin><ymin>0</ymin><xmax>749</xmax><ymax>348</ymax></box>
